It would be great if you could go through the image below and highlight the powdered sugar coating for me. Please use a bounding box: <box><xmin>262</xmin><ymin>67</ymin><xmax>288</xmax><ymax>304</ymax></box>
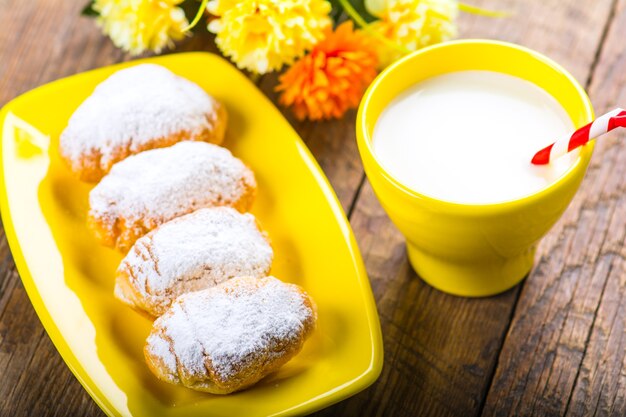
<box><xmin>60</xmin><ymin>64</ymin><xmax>225</xmax><ymax>181</ymax></box>
<box><xmin>88</xmin><ymin>141</ymin><xmax>256</xmax><ymax>251</ymax></box>
<box><xmin>145</xmin><ymin>276</ymin><xmax>316</xmax><ymax>393</ymax></box>
<box><xmin>115</xmin><ymin>207</ymin><xmax>273</xmax><ymax>316</ymax></box>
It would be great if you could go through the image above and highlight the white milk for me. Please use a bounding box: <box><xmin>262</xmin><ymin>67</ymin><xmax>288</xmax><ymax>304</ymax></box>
<box><xmin>372</xmin><ymin>70</ymin><xmax>577</xmax><ymax>204</ymax></box>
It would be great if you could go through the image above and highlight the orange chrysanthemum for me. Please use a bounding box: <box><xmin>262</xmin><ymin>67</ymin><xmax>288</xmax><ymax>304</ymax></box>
<box><xmin>276</xmin><ymin>21</ymin><xmax>378</xmax><ymax>121</ymax></box>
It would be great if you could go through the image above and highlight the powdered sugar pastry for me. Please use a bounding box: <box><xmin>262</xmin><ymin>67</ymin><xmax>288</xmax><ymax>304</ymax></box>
<box><xmin>115</xmin><ymin>207</ymin><xmax>273</xmax><ymax>316</ymax></box>
<box><xmin>145</xmin><ymin>276</ymin><xmax>316</xmax><ymax>394</ymax></box>
<box><xmin>88</xmin><ymin>141</ymin><xmax>256</xmax><ymax>251</ymax></box>
<box><xmin>60</xmin><ymin>64</ymin><xmax>225</xmax><ymax>181</ymax></box>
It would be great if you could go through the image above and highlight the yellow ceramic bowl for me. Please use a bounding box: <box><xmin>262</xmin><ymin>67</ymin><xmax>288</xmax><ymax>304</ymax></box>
<box><xmin>357</xmin><ymin>40</ymin><xmax>594</xmax><ymax>297</ymax></box>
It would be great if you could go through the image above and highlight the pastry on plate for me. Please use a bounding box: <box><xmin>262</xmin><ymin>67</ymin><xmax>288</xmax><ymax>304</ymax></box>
<box><xmin>59</xmin><ymin>64</ymin><xmax>227</xmax><ymax>182</ymax></box>
<box><xmin>88</xmin><ymin>141</ymin><xmax>256</xmax><ymax>252</ymax></box>
<box><xmin>144</xmin><ymin>276</ymin><xmax>316</xmax><ymax>394</ymax></box>
<box><xmin>115</xmin><ymin>207</ymin><xmax>273</xmax><ymax>316</ymax></box>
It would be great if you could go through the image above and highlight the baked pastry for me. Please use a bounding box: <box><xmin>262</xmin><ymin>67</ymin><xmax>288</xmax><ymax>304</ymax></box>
<box><xmin>88</xmin><ymin>141</ymin><xmax>256</xmax><ymax>252</ymax></box>
<box><xmin>115</xmin><ymin>207</ymin><xmax>273</xmax><ymax>316</ymax></box>
<box><xmin>144</xmin><ymin>276</ymin><xmax>316</xmax><ymax>394</ymax></box>
<box><xmin>60</xmin><ymin>64</ymin><xmax>227</xmax><ymax>182</ymax></box>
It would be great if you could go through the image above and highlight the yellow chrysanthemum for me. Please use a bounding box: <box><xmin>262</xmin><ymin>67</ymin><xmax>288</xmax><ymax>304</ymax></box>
<box><xmin>94</xmin><ymin>0</ymin><xmax>189</xmax><ymax>55</ymax></box>
<box><xmin>368</xmin><ymin>0</ymin><xmax>458</xmax><ymax>67</ymax></box>
<box><xmin>207</xmin><ymin>0</ymin><xmax>332</xmax><ymax>74</ymax></box>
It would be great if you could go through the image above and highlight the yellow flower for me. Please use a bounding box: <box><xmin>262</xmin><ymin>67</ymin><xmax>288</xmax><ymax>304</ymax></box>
<box><xmin>368</xmin><ymin>0</ymin><xmax>458</xmax><ymax>67</ymax></box>
<box><xmin>207</xmin><ymin>0</ymin><xmax>332</xmax><ymax>74</ymax></box>
<box><xmin>94</xmin><ymin>0</ymin><xmax>188</xmax><ymax>55</ymax></box>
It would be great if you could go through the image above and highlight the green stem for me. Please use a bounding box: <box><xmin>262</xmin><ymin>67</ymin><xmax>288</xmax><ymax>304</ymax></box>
<box><xmin>458</xmin><ymin>2</ymin><xmax>510</xmax><ymax>17</ymax></box>
<box><xmin>183</xmin><ymin>0</ymin><xmax>209</xmax><ymax>32</ymax></box>
<box><xmin>331</xmin><ymin>3</ymin><xmax>344</xmax><ymax>23</ymax></box>
<box><xmin>337</xmin><ymin>0</ymin><xmax>411</xmax><ymax>54</ymax></box>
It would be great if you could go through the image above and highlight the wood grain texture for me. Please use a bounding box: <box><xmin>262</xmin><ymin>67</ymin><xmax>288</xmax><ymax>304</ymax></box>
<box><xmin>326</xmin><ymin>1</ymin><xmax>619</xmax><ymax>416</ymax></box>
<box><xmin>0</xmin><ymin>284</ymin><xmax>103</xmax><ymax>417</ymax></box>
<box><xmin>565</xmin><ymin>3</ymin><xmax>626</xmax><ymax>415</ymax></box>
<box><xmin>482</xmin><ymin>1</ymin><xmax>626</xmax><ymax>415</ymax></box>
<box><xmin>0</xmin><ymin>0</ymin><xmax>623</xmax><ymax>416</ymax></box>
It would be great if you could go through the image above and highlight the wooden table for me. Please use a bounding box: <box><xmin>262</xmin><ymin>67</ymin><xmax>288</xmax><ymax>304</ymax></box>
<box><xmin>1</xmin><ymin>1</ymin><xmax>625</xmax><ymax>416</ymax></box>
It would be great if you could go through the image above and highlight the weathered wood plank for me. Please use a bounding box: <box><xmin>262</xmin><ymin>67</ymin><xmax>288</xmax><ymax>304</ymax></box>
<box><xmin>567</xmin><ymin>4</ymin><xmax>626</xmax><ymax>404</ymax></box>
<box><xmin>0</xmin><ymin>284</ymin><xmax>103</xmax><ymax>417</ymax></box>
<box><xmin>0</xmin><ymin>228</ymin><xmax>18</xmax><ymax>319</ymax></box>
<box><xmin>329</xmin><ymin>1</ymin><xmax>617</xmax><ymax>416</ymax></box>
<box><xmin>481</xmin><ymin>1</ymin><xmax>626</xmax><ymax>416</ymax></box>
<box><xmin>0</xmin><ymin>284</ymin><xmax>45</xmax><ymax>415</ymax></box>
<box><xmin>455</xmin><ymin>0</ymin><xmax>607</xmax><ymax>84</ymax></box>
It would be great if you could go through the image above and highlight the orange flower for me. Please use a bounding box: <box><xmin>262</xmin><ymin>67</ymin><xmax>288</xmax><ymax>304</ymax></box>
<box><xmin>276</xmin><ymin>21</ymin><xmax>378</xmax><ymax>121</ymax></box>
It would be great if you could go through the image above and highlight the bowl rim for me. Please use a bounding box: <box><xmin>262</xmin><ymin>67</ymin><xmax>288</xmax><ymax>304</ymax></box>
<box><xmin>357</xmin><ymin>39</ymin><xmax>595</xmax><ymax>215</ymax></box>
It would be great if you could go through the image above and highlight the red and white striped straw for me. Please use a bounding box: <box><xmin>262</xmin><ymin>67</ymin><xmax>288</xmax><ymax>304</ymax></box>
<box><xmin>531</xmin><ymin>108</ymin><xmax>626</xmax><ymax>165</ymax></box>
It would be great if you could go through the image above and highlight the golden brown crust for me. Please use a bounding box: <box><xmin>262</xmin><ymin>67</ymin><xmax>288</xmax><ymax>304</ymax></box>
<box><xmin>87</xmin><ymin>141</ymin><xmax>256</xmax><ymax>253</ymax></box>
<box><xmin>61</xmin><ymin>101</ymin><xmax>228</xmax><ymax>183</ymax></box>
<box><xmin>143</xmin><ymin>277</ymin><xmax>317</xmax><ymax>394</ymax></box>
<box><xmin>114</xmin><ymin>208</ymin><xmax>273</xmax><ymax>316</ymax></box>
<box><xmin>202</xmin><ymin>287</ymin><xmax>317</xmax><ymax>394</ymax></box>
<box><xmin>87</xmin><ymin>180</ymin><xmax>255</xmax><ymax>253</ymax></box>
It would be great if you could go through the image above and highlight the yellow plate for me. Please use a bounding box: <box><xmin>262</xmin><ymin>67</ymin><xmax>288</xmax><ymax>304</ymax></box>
<box><xmin>0</xmin><ymin>52</ymin><xmax>383</xmax><ymax>417</ymax></box>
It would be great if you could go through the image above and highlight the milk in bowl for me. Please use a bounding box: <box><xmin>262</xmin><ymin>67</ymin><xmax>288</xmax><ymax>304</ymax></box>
<box><xmin>371</xmin><ymin>70</ymin><xmax>577</xmax><ymax>204</ymax></box>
